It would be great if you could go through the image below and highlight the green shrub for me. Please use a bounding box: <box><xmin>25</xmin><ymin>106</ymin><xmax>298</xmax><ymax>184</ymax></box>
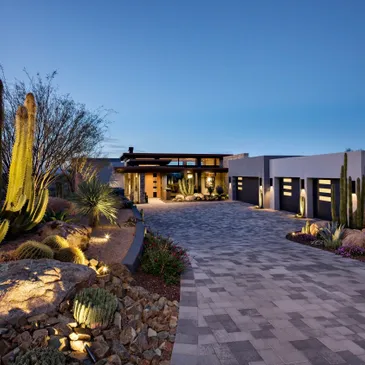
<box><xmin>42</xmin><ymin>235</ymin><xmax>69</xmax><ymax>251</ymax></box>
<box><xmin>15</xmin><ymin>241</ymin><xmax>54</xmax><ymax>260</ymax></box>
<box><xmin>55</xmin><ymin>247</ymin><xmax>86</xmax><ymax>265</ymax></box>
<box><xmin>42</xmin><ymin>209</ymin><xmax>73</xmax><ymax>223</ymax></box>
<box><xmin>12</xmin><ymin>347</ymin><xmax>66</xmax><ymax>365</ymax></box>
<box><xmin>73</xmin><ymin>287</ymin><xmax>118</xmax><ymax>329</ymax></box>
<box><xmin>315</xmin><ymin>222</ymin><xmax>345</xmax><ymax>249</ymax></box>
<box><xmin>70</xmin><ymin>178</ymin><xmax>119</xmax><ymax>227</ymax></box>
<box><xmin>141</xmin><ymin>232</ymin><xmax>188</xmax><ymax>285</ymax></box>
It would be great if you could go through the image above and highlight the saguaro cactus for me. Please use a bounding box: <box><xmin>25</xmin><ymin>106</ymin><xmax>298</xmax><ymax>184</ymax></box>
<box><xmin>0</xmin><ymin>93</ymin><xmax>49</xmax><ymax>242</ymax></box>
<box><xmin>339</xmin><ymin>153</ymin><xmax>348</xmax><ymax>226</ymax></box>
<box><xmin>331</xmin><ymin>183</ymin><xmax>338</xmax><ymax>223</ymax></box>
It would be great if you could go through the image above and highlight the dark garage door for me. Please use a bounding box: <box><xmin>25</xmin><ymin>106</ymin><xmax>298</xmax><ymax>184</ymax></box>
<box><xmin>280</xmin><ymin>178</ymin><xmax>300</xmax><ymax>213</ymax></box>
<box><xmin>313</xmin><ymin>179</ymin><xmax>340</xmax><ymax>221</ymax></box>
<box><xmin>236</xmin><ymin>177</ymin><xmax>259</xmax><ymax>205</ymax></box>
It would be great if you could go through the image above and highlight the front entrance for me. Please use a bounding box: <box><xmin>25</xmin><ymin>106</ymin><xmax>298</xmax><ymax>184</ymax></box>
<box><xmin>145</xmin><ymin>173</ymin><xmax>162</xmax><ymax>199</ymax></box>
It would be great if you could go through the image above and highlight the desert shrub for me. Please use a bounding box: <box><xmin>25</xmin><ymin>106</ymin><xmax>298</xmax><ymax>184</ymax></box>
<box><xmin>15</xmin><ymin>241</ymin><xmax>54</xmax><ymax>260</ymax></box>
<box><xmin>216</xmin><ymin>186</ymin><xmax>224</xmax><ymax>195</ymax></box>
<box><xmin>315</xmin><ymin>222</ymin><xmax>345</xmax><ymax>249</ymax></box>
<box><xmin>141</xmin><ymin>232</ymin><xmax>188</xmax><ymax>285</ymax></box>
<box><xmin>13</xmin><ymin>347</ymin><xmax>66</xmax><ymax>365</ymax></box>
<box><xmin>336</xmin><ymin>245</ymin><xmax>365</xmax><ymax>257</ymax></box>
<box><xmin>42</xmin><ymin>235</ymin><xmax>69</xmax><ymax>251</ymax></box>
<box><xmin>47</xmin><ymin>197</ymin><xmax>75</xmax><ymax>214</ymax></box>
<box><xmin>70</xmin><ymin>178</ymin><xmax>119</xmax><ymax>227</ymax></box>
<box><xmin>42</xmin><ymin>209</ymin><xmax>74</xmax><ymax>223</ymax></box>
<box><xmin>55</xmin><ymin>246</ymin><xmax>86</xmax><ymax>264</ymax></box>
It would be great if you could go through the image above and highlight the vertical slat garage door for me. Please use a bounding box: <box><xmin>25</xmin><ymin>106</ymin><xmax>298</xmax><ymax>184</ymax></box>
<box><xmin>280</xmin><ymin>178</ymin><xmax>300</xmax><ymax>213</ymax></box>
<box><xmin>235</xmin><ymin>177</ymin><xmax>259</xmax><ymax>205</ymax></box>
<box><xmin>313</xmin><ymin>179</ymin><xmax>340</xmax><ymax>220</ymax></box>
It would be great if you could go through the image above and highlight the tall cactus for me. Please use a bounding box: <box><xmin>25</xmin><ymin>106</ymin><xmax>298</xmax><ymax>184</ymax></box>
<box><xmin>0</xmin><ymin>80</ymin><xmax>4</xmax><ymax>199</ymax></box>
<box><xmin>339</xmin><ymin>153</ymin><xmax>348</xmax><ymax>226</ymax></box>
<box><xmin>178</xmin><ymin>177</ymin><xmax>194</xmax><ymax>196</ymax></box>
<box><xmin>331</xmin><ymin>183</ymin><xmax>338</xmax><ymax>223</ymax></box>
<box><xmin>0</xmin><ymin>93</ymin><xmax>49</xmax><ymax>242</ymax></box>
<box><xmin>348</xmin><ymin>176</ymin><xmax>353</xmax><ymax>228</ymax></box>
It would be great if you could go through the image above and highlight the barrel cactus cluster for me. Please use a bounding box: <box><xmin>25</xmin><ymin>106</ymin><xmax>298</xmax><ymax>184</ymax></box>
<box><xmin>15</xmin><ymin>241</ymin><xmax>54</xmax><ymax>260</ymax></box>
<box><xmin>55</xmin><ymin>246</ymin><xmax>86</xmax><ymax>265</ymax></box>
<box><xmin>13</xmin><ymin>347</ymin><xmax>66</xmax><ymax>365</ymax></box>
<box><xmin>73</xmin><ymin>287</ymin><xmax>118</xmax><ymax>329</ymax></box>
<box><xmin>0</xmin><ymin>82</ymin><xmax>49</xmax><ymax>243</ymax></box>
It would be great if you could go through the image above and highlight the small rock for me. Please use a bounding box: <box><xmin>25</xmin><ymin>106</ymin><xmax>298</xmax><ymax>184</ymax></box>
<box><xmin>14</xmin><ymin>331</ymin><xmax>32</xmax><ymax>350</ymax></box>
<box><xmin>59</xmin><ymin>300</ymin><xmax>70</xmax><ymax>313</ymax></box>
<box><xmin>111</xmin><ymin>340</ymin><xmax>129</xmax><ymax>360</ymax></box>
<box><xmin>157</xmin><ymin>331</ymin><xmax>169</xmax><ymax>340</ymax></box>
<box><xmin>92</xmin><ymin>328</ymin><xmax>102</xmax><ymax>337</ymax></box>
<box><xmin>148</xmin><ymin>328</ymin><xmax>157</xmax><ymax>338</ymax></box>
<box><xmin>1</xmin><ymin>347</ymin><xmax>20</xmax><ymax>365</ymax></box>
<box><xmin>113</xmin><ymin>312</ymin><xmax>122</xmax><ymax>329</ymax></box>
<box><xmin>151</xmin><ymin>293</ymin><xmax>160</xmax><ymax>301</ymax></box>
<box><xmin>91</xmin><ymin>337</ymin><xmax>110</xmax><ymax>359</ymax></box>
<box><xmin>0</xmin><ymin>339</ymin><xmax>12</xmax><ymax>357</ymax></box>
<box><xmin>112</xmin><ymin>276</ymin><xmax>121</xmax><ymax>285</ymax></box>
<box><xmin>69</xmin><ymin>327</ymin><xmax>92</xmax><ymax>341</ymax></box>
<box><xmin>107</xmin><ymin>354</ymin><xmax>122</xmax><ymax>365</ymax></box>
<box><xmin>68</xmin><ymin>351</ymin><xmax>89</xmax><ymax>362</ymax></box>
<box><xmin>169</xmin><ymin>316</ymin><xmax>178</xmax><ymax>328</ymax></box>
<box><xmin>95</xmin><ymin>360</ymin><xmax>108</xmax><ymax>365</ymax></box>
<box><xmin>0</xmin><ymin>328</ymin><xmax>8</xmax><ymax>335</ymax></box>
<box><xmin>89</xmin><ymin>259</ymin><xmax>98</xmax><ymax>267</ymax></box>
<box><xmin>32</xmin><ymin>329</ymin><xmax>49</xmax><ymax>346</ymax></box>
<box><xmin>173</xmin><ymin>300</ymin><xmax>179</xmax><ymax>307</ymax></box>
<box><xmin>143</xmin><ymin>349</ymin><xmax>157</xmax><ymax>361</ymax></box>
<box><xmin>53</xmin><ymin>322</ymin><xmax>73</xmax><ymax>336</ymax></box>
<box><xmin>154</xmin><ymin>348</ymin><xmax>161</xmax><ymax>357</ymax></box>
<box><xmin>168</xmin><ymin>334</ymin><xmax>176</xmax><ymax>342</ymax></box>
<box><xmin>103</xmin><ymin>327</ymin><xmax>120</xmax><ymax>341</ymax></box>
<box><xmin>131</xmin><ymin>331</ymin><xmax>150</xmax><ymax>352</ymax></box>
<box><xmin>120</xmin><ymin>326</ymin><xmax>137</xmax><ymax>345</ymax></box>
<box><xmin>122</xmin><ymin>296</ymin><xmax>135</xmax><ymax>308</ymax></box>
<box><xmin>28</xmin><ymin>313</ymin><xmax>49</xmax><ymax>323</ymax></box>
<box><xmin>45</xmin><ymin>317</ymin><xmax>60</xmax><ymax>326</ymax></box>
<box><xmin>70</xmin><ymin>340</ymin><xmax>90</xmax><ymax>352</ymax></box>
<box><xmin>48</xmin><ymin>335</ymin><xmax>70</xmax><ymax>351</ymax></box>
<box><xmin>57</xmin><ymin>314</ymin><xmax>77</xmax><ymax>327</ymax></box>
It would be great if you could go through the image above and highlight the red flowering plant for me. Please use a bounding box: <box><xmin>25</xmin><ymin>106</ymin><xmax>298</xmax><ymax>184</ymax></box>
<box><xmin>141</xmin><ymin>232</ymin><xmax>189</xmax><ymax>284</ymax></box>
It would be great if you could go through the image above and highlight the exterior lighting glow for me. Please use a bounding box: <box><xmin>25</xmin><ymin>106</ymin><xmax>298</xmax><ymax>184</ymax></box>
<box><xmin>283</xmin><ymin>178</ymin><xmax>292</xmax><ymax>183</ymax></box>
<box><xmin>105</xmin><ymin>234</ymin><xmax>110</xmax><ymax>240</ymax></box>
<box><xmin>283</xmin><ymin>191</ymin><xmax>292</xmax><ymax>196</ymax></box>
<box><xmin>283</xmin><ymin>185</ymin><xmax>292</xmax><ymax>190</ymax></box>
<box><xmin>187</xmin><ymin>173</ymin><xmax>193</xmax><ymax>179</ymax></box>
<box><xmin>319</xmin><ymin>196</ymin><xmax>331</xmax><ymax>202</ymax></box>
<box><xmin>319</xmin><ymin>179</ymin><xmax>331</xmax><ymax>185</ymax></box>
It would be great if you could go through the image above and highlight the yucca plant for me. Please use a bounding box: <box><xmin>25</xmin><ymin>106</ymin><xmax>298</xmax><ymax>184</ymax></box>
<box><xmin>315</xmin><ymin>222</ymin><xmax>345</xmax><ymax>249</ymax></box>
<box><xmin>71</xmin><ymin>178</ymin><xmax>119</xmax><ymax>227</ymax></box>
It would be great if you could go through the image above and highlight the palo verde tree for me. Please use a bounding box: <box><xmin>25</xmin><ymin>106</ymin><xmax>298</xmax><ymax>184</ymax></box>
<box><xmin>1</xmin><ymin>69</ymin><xmax>109</xmax><ymax>193</ymax></box>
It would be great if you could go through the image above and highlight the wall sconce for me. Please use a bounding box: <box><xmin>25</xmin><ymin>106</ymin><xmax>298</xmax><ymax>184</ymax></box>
<box><xmin>301</xmin><ymin>179</ymin><xmax>305</xmax><ymax>190</ymax></box>
<box><xmin>352</xmin><ymin>180</ymin><xmax>356</xmax><ymax>194</ymax></box>
<box><xmin>187</xmin><ymin>173</ymin><xmax>193</xmax><ymax>179</ymax></box>
<box><xmin>259</xmin><ymin>177</ymin><xmax>262</xmax><ymax>186</ymax></box>
<box><xmin>270</xmin><ymin>178</ymin><xmax>273</xmax><ymax>187</ymax></box>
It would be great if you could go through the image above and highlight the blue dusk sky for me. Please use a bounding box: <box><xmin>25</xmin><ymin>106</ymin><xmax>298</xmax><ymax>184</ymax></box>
<box><xmin>1</xmin><ymin>0</ymin><xmax>364</xmax><ymax>157</ymax></box>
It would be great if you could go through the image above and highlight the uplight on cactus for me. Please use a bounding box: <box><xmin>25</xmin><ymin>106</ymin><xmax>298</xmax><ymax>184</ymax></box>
<box><xmin>73</xmin><ymin>288</ymin><xmax>118</xmax><ymax>329</ymax></box>
<box><xmin>178</xmin><ymin>177</ymin><xmax>194</xmax><ymax>196</ymax></box>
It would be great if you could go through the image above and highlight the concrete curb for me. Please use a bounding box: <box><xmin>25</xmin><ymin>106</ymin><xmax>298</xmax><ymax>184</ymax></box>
<box><xmin>122</xmin><ymin>206</ymin><xmax>145</xmax><ymax>273</ymax></box>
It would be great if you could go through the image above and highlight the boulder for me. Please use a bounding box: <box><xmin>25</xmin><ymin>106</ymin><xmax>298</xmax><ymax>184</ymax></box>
<box><xmin>174</xmin><ymin>194</ymin><xmax>185</xmax><ymax>201</ymax></box>
<box><xmin>193</xmin><ymin>193</ymin><xmax>204</xmax><ymax>200</ymax></box>
<box><xmin>342</xmin><ymin>230</ymin><xmax>365</xmax><ymax>248</ymax></box>
<box><xmin>0</xmin><ymin>259</ymin><xmax>95</xmax><ymax>324</ymax></box>
<box><xmin>37</xmin><ymin>221</ymin><xmax>92</xmax><ymax>250</ymax></box>
<box><xmin>309</xmin><ymin>221</ymin><xmax>328</xmax><ymax>236</ymax></box>
<box><xmin>185</xmin><ymin>195</ymin><xmax>196</xmax><ymax>201</ymax></box>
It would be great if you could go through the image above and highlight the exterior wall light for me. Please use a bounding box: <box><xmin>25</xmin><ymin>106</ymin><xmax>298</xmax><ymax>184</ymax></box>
<box><xmin>187</xmin><ymin>173</ymin><xmax>193</xmax><ymax>179</ymax></box>
<box><xmin>270</xmin><ymin>178</ymin><xmax>273</xmax><ymax>187</ymax></box>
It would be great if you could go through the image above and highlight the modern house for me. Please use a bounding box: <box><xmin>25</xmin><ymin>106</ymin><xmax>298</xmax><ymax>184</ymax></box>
<box><xmin>117</xmin><ymin>147</ymin><xmax>233</xmax><ymax>203</ymax></box>
<box><xmin>229</xmin><ymin>151</ymin><xmax>365</xmax><ymax>220</ymax></box>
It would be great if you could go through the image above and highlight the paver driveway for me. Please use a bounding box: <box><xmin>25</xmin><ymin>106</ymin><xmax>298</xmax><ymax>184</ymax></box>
<box><xmin>142</xmin><ymin>201</ymin><xmax>365</xmax><ymax>365</ymax></box>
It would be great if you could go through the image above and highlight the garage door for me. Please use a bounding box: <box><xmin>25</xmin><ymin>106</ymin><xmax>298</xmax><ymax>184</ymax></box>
<box><xmin>280</xmin><ymin>178</ymin><xmax>300</xmax><ymax>213</ymax></box>
<box><xmin>313</xmin><ymin>179</ymin><xmax>340</xmax><ymax>221</ymax></box>
<box><xmin>236</xmin><ymin>177</ymin><xmax>259</xmax><ymax>205</ymax></box>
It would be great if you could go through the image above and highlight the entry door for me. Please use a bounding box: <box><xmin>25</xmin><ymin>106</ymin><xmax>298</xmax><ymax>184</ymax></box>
<box><xmin>280</xmin><ymin>178</ymin><xmax>300</xmax><ymax>213</ymax></box>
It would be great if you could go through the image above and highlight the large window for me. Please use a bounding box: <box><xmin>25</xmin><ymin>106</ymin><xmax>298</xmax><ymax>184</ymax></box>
<box><xmin>201</xmin><ymin>158</ymin><xmax>220</xmax><ymax>166</ymax></box>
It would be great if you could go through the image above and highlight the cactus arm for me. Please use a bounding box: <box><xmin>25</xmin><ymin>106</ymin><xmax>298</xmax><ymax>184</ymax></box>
<box><xmin>25</xmin><ymin>188</ymin><xmax>49</xmax><ymax>231</ymax></box>
<box><xmin>0</xmin><ymin>219</ymin><xmax>9</xmax><ymax>243</ymax></box>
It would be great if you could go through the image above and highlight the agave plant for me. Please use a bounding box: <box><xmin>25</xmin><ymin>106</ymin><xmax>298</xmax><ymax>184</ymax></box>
<box><xmin>71</xmin><ymin>178</ymin><xmax>119</xmax><ymax>227</ymax></box>
<box><xmin>42</xmin><ymin>209</ymin><xmax>74</xmax><ymax>223</ymax></box>
<box><xmin>315</xmin><ymin>222</ymin><xmax>345</xmax><ymax>249</ymax></box>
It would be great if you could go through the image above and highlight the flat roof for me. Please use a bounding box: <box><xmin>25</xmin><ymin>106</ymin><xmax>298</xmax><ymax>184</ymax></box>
<box><xmin>121</xmin><ymin>152</ymin><xmax>232</xmax><ymax>160</ymax></box>
<box><xmin>115</xmin><ymin>166</ymin><xmax>228</xmax><ymax>173</ymax></box>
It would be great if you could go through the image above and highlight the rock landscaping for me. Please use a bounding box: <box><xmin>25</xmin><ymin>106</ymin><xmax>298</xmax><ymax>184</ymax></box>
<box><xmin>0</xmin><ymin>261</ymin><xmax>179</xmax><ymax>365</ymax></box>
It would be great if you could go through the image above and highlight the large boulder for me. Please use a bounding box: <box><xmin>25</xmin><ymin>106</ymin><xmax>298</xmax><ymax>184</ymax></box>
<box><xmin>309</xmin><ymin>221</ymin><xmax>328</xmax><ymax>236</ymax></box>
<box><xmin>0</xmin><ymin>259</ymin><xmax>95</xmax><ymax>324</ymax></box>
<box><xmin>185</xmin><ymin>195</ymin><xmax>196</xmax><ymax>201</ymax></box>
<box><xmin>342</xmin><ymin>230</ymin><xmax>365</xmax><ymax>248</ymax></box>
<box><xmin>37</xmin><ymin>221</ymin><xmax>92</xmax><ymax>251</ymax></box>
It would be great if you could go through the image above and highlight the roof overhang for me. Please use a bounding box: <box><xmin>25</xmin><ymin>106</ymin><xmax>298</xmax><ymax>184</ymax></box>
<box><xmin>114</xmin><ymin>166</ymin><xmax>229</xmax><ymax>173</ymax></box>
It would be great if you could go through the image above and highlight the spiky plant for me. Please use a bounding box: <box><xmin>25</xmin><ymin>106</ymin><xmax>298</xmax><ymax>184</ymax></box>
<box><xmin>73</xmin><ymin>287</ymin><xmax>118</xmax><ymax>329</ymax></box>
<box><xmin>42</xmin><ymin>235</ymin><xmax>69</xmax><ymax>251</ymax></box>
<box><xmin>301</xmin><ymin>220</ymin><xmax>311</xmax><ymax>234</ymax></box>
<box><xmin>315</xmin><ymin>222</ymin><xmax>345</xmax><ymax>249</ymax></box>
<box><xmin>13</xmin><ymin>347</ymin><xmax>66</xmax><ymax>365</ymax></box>
<box><xmin>15</xmin><ymin>241</ymin><xmax>54</xmax><ymax>260</ymax></box>
<box><xmin>55</xmin><ymin>247</ymin><xmax>86</xmax><ymax>265</ymax></box>
<box><xmin>70</xmin><ymin>178</ymin><xmax>119</xmax><ymax>227</ymax></box>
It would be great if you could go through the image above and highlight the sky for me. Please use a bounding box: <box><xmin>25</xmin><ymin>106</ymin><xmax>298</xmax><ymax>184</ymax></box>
<box><xmin>1</xmin><ymin>0</ymin><xmax>364</xmax><ymax>157</ymax></box>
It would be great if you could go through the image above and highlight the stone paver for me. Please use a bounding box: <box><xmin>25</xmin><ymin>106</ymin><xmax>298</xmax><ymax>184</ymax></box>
<box><xmin>142</xmin><ymin>201</ymin><xmax>365</xmax><ymax>365</ymax></box>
